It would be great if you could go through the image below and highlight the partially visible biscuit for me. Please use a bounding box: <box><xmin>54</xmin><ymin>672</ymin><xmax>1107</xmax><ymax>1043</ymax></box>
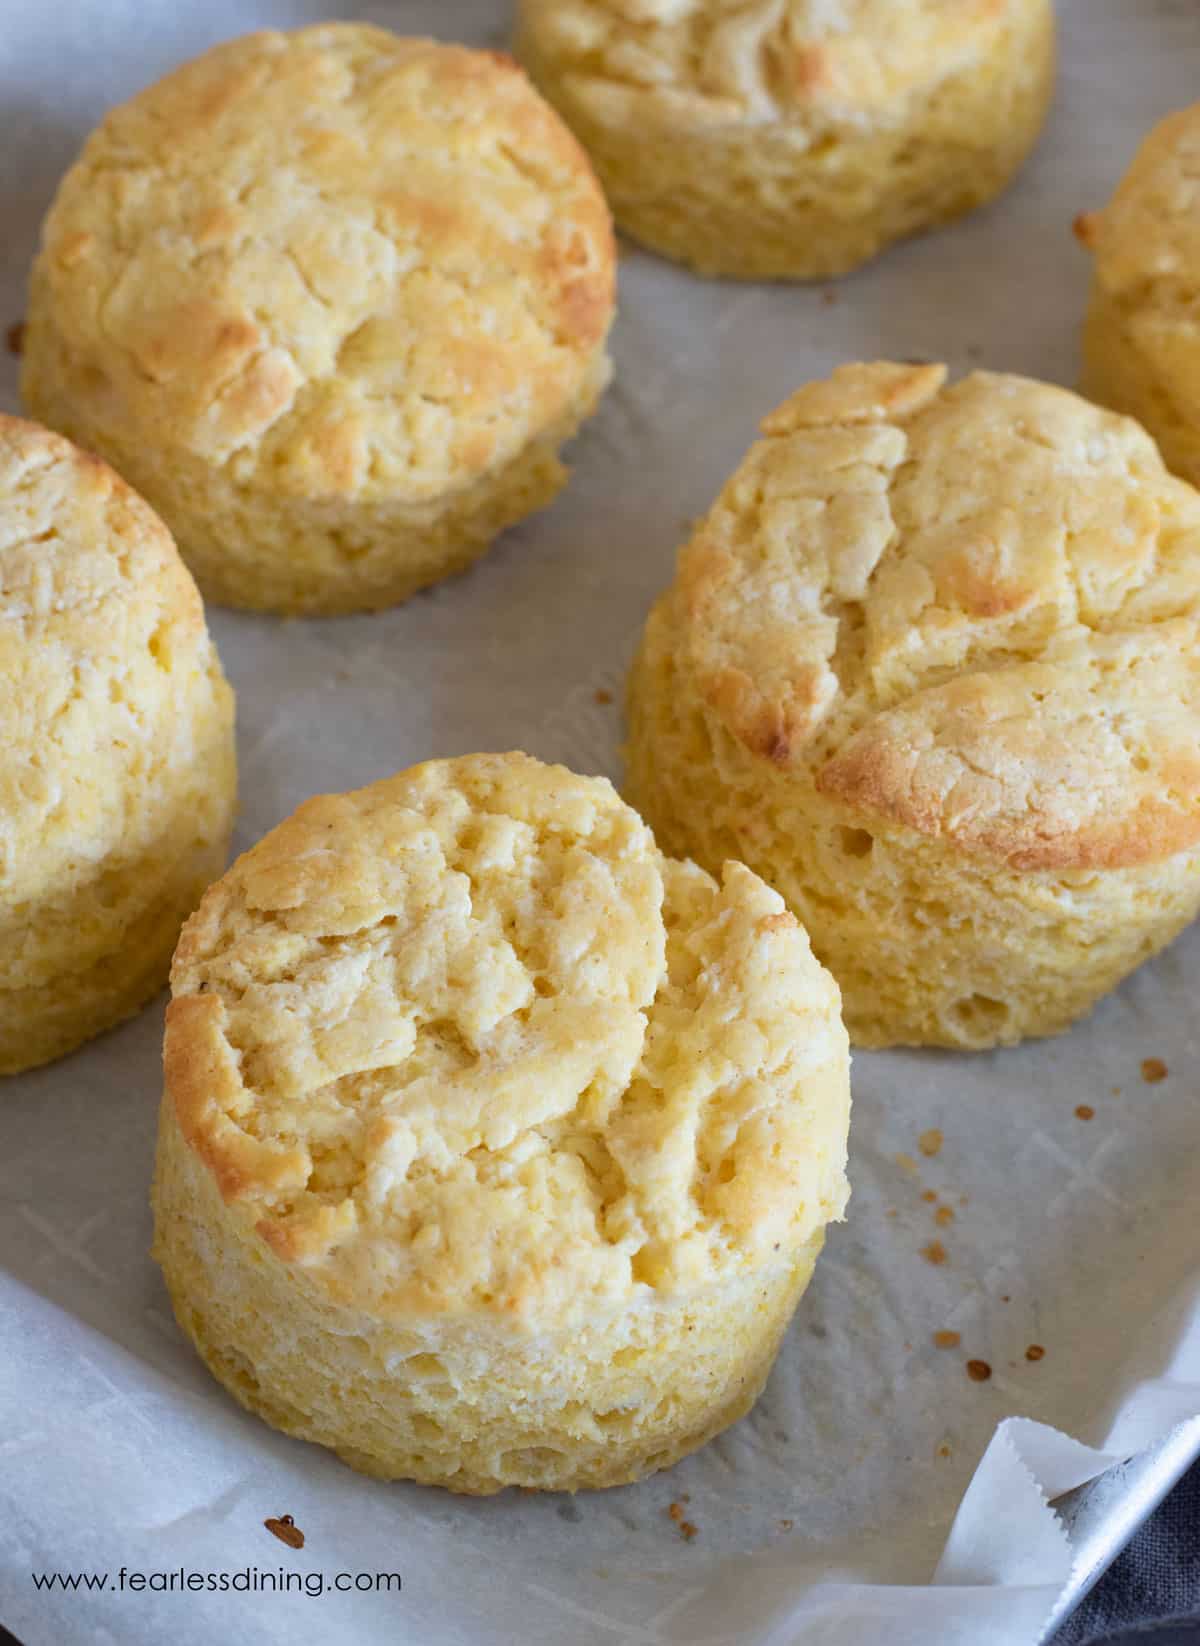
<box><xmin>1079</xmin><ymin>104</ymin><xmax>1200</xmax><ymax>491</ymax></box>
<box><xmin>22</xmin><ymin>26</ymin><xmax>616</xmax><ymax>615</ymax></box>
<box><xmin>517</xmin><ymin>0</ymin><xmax>1055</xmax><ymax>280</ymax></box>
<box><xmin>152</xmin><ymin>752</ymin><xmax>850</xmax><ymax>1492</ymax></box>
<box><xmin>626</xmin><ymin>364</ymin><xmax>1200</xmax><ymax>1049</ymax></box>
<box><xmin>0</xmin><ymin>416</ymin><xmax>236</xmax><ymax>1076</ymax></box>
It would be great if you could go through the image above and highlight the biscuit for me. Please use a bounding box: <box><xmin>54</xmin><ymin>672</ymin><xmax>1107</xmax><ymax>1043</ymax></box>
<box><xmin>516</xmin><ymin>0</ymin><xmax>1055</xmax><ymax>281</ymax></box>
<box><xmin>1078</xmin><ymin>105</ymin><xmax>1200</xmax><ymax>491</ymax></box>
<box><xmin>625</xmin><ymin>363</ymin><xmax>1200</xmax><ymax>1049</ymax></box>
<box><xmin>151</xmin><ymin>752</ymin><xmax>850</xmax><ymax>1493</ymax></box>
<box><xmin>22</xmin><ymin>26</ymin><xmax>615</xmax><ymax>615</ymax></box>
<box><xmin>0</xmin><ymin>416</ymin><xmax>236</xmax><ymax>1076</ymax></box>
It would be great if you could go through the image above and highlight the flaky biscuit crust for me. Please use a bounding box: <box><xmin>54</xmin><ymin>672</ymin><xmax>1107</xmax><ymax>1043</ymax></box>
<box><xmin>153</xmin><ymin>753</ymin><xmax>849</xmax><ymax>1490</ymax></box>
<box><xmin>517</xmin><ymin>0</ymin><xmax>1054</xmax><ymax>279</ymax></box>
<box><xmin>626</xmin><ymin>364</ymin><xmax>1200</xmax><ymax>1048</ymax></box>
<box><xmin>23</xmin><ymin>26</ymin><xmax>615</xmax><ymax>613</ymax></box>
<box><xmin>0</xmin><ymin>416</ymin><xmax>236</xmax><ymax>1074</ymax></box>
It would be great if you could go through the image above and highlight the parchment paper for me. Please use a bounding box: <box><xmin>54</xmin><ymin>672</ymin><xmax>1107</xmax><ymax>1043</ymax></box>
<box><xmin>1</xmin><ymin>3</ymin><xmax>1198</xmax><ymax>1643</ymax></box>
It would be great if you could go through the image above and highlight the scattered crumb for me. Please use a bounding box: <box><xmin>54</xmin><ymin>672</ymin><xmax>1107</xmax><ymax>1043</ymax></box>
<box><xmin>895</xmin><ymin>1153</ymin><xmax>918</xmax><ymax>1173</ymax></box>
<box><xmin>667</xmin><ymin>1502</ymin><xmax>698</xmax><ymax>1541</ymax></box>
<box><xmin>966</xmin><ymin>1359</ymin><xmax>992</xmax><ymax>1383</ymax></box>
<box><xmin>933</xmin><ymin>1330</ymin><xmax>961</xmax><ymax>1350</ymax></box>
<box><xmin>937</xmin><ymin>1443</ymin><xmax>952</xmax><ymax>1459</ymax></box>
<box><xmin>918</xmin><ymin>1128</ymin><xmax>943</xmax><ymax>1158</ymax></box>
<box><xmin>902</xmin><ymin>1341</ymin><xmax>912</xmax><ymax>1352</ymax></box>
<box><xmin>885</xmin><ymin>1208</ymin><xmax>898</xmax><ymax>1218</ymax></box>
<box><xmin>1141</xmin><ymin>1058</ymin><xmax>1168</xmax><ymax>1084</ymax></box>
<box><xmin>1111</xmin><ymin>1086</ymin><xmax>1121</xmax><ymax>1096</ymax></box>
<box><xmin>6</xmin><ymin>321</ymin><xmax>24</xmax><ymax>357</ymax></box>
<box><xmin>920</xmin><ymin>1240</ymin><xmax>948</xmax><ymax>1266</ymax></box>
<box><xmin>1072</xmin><ymin>210</ymin><xmax>1099</xmax><ymax>247</ymax></box>
<box><xmin>263</xmin><ymin>1514</ymin><xmax>305</xmax><ymax>1550</ymax></box>
<box><xmin>1025</xmin><ymin>1344</ymin><xmax>1046</xmax><ymax>1362</ymax></box>
<box><xmin>779</xmin><ymin>1518</ymin><xmax>794</xmax><ymax>1532</ymax></box>
<box><xmin>921</xmin><ymin>1189</ymin><xmax>938</xmax><ymax>1204</ymax></box>
<box><xmin>593</xmin><ymin>688</ymin><xmax>613</xmax><ymax>705</ymax></box>
<box><xmin>935</xmin><ymin>1206</ymin><xmax>955</xmax><ymax>1228</ymax></box>
<box><xmin>821</xmin><ymin>288</ymin><xmax>838</xmax><ymax>306</ymax></box>
<box><xmin>1074</xmin><ymin>1104</ymin><xmax>1095</xmax><ymax>1121</ymax></box>
<box><xmin>1000</xmin><ymin>1294</ymin><xmax>1011</xmax><ymax>1304</ymax></box>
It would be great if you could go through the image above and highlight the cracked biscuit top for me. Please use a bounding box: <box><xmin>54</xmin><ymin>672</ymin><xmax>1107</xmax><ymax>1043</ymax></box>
<box><xmin>520</xmin><ymin>0</ymin><xmax>1016</xmax><ymax>130</ymax></box>
<box><xmin>33</xmin><ymin>25</ymin><xmax>615</xmax><ymax>504</ymax></box>
<box><xmin>673</xmin><ymin>362</ymin><xmax>1200</xmax><ymax>871</ymax></box>
<box><xmin>164</xmin><ymin>754</ymin><xmax>850</xmax><ymax>1324</ymax></box>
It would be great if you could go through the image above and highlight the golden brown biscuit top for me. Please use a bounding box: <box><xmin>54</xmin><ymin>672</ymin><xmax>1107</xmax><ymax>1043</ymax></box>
<box><xmin>165</xmin><ymin>754</ymin><xmax>849</xmax><ymax>1323</ymax></box>
<box><xmin>521</xmin><ymin>0</ymin><xmax>1017</xmax><ymax>129</ymax></box>
<box><xmin>35</xmin><ymin>26</ymin><xmax>615</xmax><ymax>503</ymax></box>
<box><xmin>0</xmin><ymin>415</ymin><xmax>215</xmax><ymax>906</ymax></box>
<box><xmin>1078</xmin><ymin>104</ymin><xmax>1200</xmax><ymax>301</ymax></box>
<box><xmin>672</xmin><ymin>363</ymin><xmax>1200</xmax><ymax>871</ymax></box>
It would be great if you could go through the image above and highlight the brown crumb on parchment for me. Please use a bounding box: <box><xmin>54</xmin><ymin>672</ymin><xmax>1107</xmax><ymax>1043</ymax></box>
<box><xmin>966</xmin><ymin>1359</ymin><xmax>992</xmax><ymax>1383</ymax></box>
<box><xmin>918</xmin><ymin>1129</ymin><xmax>943</xmax><ymax>1158</ymax></box>
<box><xmin>779</xmin><ymin>1518</ymin><xmax>794</xmax><ymax>1532</ymax></box>
<box><xmin>935</xmin><ymin>1206</ymin><xmax>955</xmax><ymax>1227</ymax></box>
<box><xmin>264</xmin><ymin>1514</ymin><xmax>305</xmax><ymax>1550</ymax></box>
<box><xmin>594</xmin><ymin>688</ymin><xmax>613</xmax><ymax>705</ymax></box>
<box><xmin>921</xmin><ymin>1240</ymin><xmax>948</xmax><ymax>1266</ymax></box>
<box><xmin>937</xmin><ymin>1443</ymin><xmax>952</xmax><ymax>1458</ymax></box>
<box><xmin>895</xmin><ymin>1153</ymin><xmax>918</xmax><ymax>1173</ymax></box>
<box><xmin>1141</xmin><ymin>1058</ymin><xmax>1168</xmax><ymax>1084</ymax></box>
<box><xmin>821</xmin><ymin>288</ymin><xmax>838</xmax><ymax>306</ymax></box>
<box><xmin>668</xmin><ymin>1502</ymin><xmax>698</xmax><ymax>1541</ymax></box>
<box><xmin>921</xmin><ymin>1189</ymin><xmax>938</xmax><ymax>1204</ymax></box>
<box><xmin>1072</xmin><ymin>211</ymin><xmax>1100</xmax><ymax>247</ymax></box>
<box><xmin>1075</xmin><ymin>1104</ymin><xmax>1095</xmax><ymax>1121</ymax></box>
<box><xmin>1025</xmin><ymin>1344</ymin><xmax>1046</xmax><ymax>1362</ymax></box>
<box><xmin>933</xmin><ymin>1330</ymin><xmax>961</xmax><ymax>1350</ymax></box>
<box><xmin>6</xmin><ymin>321</ymin><xmax>24</xmax><ymax>357</ymax></box>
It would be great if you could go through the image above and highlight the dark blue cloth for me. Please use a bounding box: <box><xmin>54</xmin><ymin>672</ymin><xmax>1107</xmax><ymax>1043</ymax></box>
<box><xmin>1051</xmin><ymin>1460</ymin><xmax>1200</xmax><ymax>1645</ymax></box>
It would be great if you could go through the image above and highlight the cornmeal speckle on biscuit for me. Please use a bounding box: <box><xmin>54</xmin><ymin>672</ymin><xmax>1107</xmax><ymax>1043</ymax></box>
<box><xmin>517</xmin><ymin>0</ymin><xmax>1054</xmax><ymax>280</ymax></box>
<box><xmin>1079</xmin><ymin>104</ymin><xmax>1200</xmax><ymax>494</ymax></box>
<box><xmin>626</xmin><ymin>363</ymin><xmax>1200</xmax><ymax>1049</ymax></box>
<box><xmin>0</xmin><ymin>415</ymin><xmax>236</xmax><ymax>1076</ymax></box>
<box><xmin>22</xmin><ymin>25</ymin><xmax>616</xmax><ymax>614</ymax></box>
<box><xmin>152</xmin><ymin>752</ymin><xmax>850</xmax><ymax>1493</ymax></box>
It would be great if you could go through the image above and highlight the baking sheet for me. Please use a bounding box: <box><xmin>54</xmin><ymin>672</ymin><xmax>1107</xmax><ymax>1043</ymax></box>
<box><xmin>1</xmin><ymin>2</ymin><xmax>1199</xmax><ymax>1642</ymax></box>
